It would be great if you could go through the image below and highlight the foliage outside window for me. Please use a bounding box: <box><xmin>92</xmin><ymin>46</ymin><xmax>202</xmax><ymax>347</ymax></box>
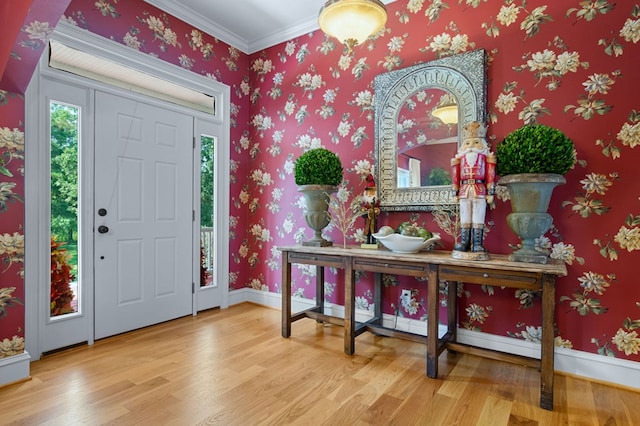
<box><xmin>50</xmin><ymin>102</ymin><xmax>79</xmax><ymax>316</ymax></box>
<box><xmin>50</xmin><ymin>238</ymin><xmax>75</xmax><ymax>316</ymax></box>
<box><xmin>200</xmin><ymin>135</ymin><xmax>214</xmax><ymax>286</ymax></box>
<box><xmin>50</xmin><ymin>103</ymin><xmax>79</xmax><ymax>243</ymax></box>
<box><xmin>200</xmin><ymin>135</ymin><xmax>214</xmax><ymax>228</ymax></box>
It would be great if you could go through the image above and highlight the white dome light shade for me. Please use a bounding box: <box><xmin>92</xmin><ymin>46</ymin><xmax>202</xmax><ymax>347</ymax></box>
<box><xmin>432</xmin><ymin>104</ymin><xmax>459</xmax><ymax>125</ymax></box>
<box><xmin>319</xmin><ymin>0</ymin><xmax>387</xmax><ymax>51</ymax></box>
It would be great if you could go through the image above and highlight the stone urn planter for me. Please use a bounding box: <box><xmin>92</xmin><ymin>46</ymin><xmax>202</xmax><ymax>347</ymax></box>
<box><xmin>496</xmin><ymin>124</ymin><xmax>576</xmax><ymax>264</ymax></box>
<box><xmin>298</xmin><ymin>184</ymin><xmax>336</xmax><ymax>247</ymax></box>
<box><xmin>294</xmin><ymin>148</ymin><xmax>344</xmax><ymax>247</ymax></box>
<box><xmin>499</xmin><ymin>173</ymin><xmax>565</xmax><ymax>264</ymax></box>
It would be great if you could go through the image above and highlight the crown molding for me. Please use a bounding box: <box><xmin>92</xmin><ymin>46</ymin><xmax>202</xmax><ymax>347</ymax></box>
<box><xmin>144</xmin><ymin>0</ymin><xmax>250</xmax><ymax>52</ymax></box>
<box><xmin>250</xmin><ymin>18</ymin><xmax>318</xmax><ymax>53</ymax></box>
<box><xmin>144</xmin><ymin>0</ymin><xmax>318</xmax><ymax>54</ymax></box>
<box><xmin>145</xmin><ymin>0</ymin><xmax>396</xmax><ymax>54</ymax></box>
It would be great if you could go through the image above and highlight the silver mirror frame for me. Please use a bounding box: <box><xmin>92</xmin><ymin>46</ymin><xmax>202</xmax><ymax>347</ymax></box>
<box><xmin>374</xmin><ymin>49</ymin><xmax>487</xmax><ymax>211</ymax></box>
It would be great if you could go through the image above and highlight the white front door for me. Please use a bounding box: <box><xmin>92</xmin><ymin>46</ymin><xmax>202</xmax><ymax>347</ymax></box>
<box><xmin>27</xmin><ymin>37</ymin><xmax>231</xmax><ymax>360</ymax></box>
<box><xmin>93</xmin><ymin>91</ymin><xmax>193</xmax><ymax>339</ymax></box>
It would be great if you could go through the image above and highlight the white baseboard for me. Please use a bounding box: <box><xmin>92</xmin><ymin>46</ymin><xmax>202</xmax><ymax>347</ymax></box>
<box><xmin>0</xmin><ymin>352</ymin><xmax>31</xmax><ymax>387</ymax></box>
<box><xmin>233</xmin><ymin>289</ymin><xmax>640</xmax><ymax>390</ymax></box>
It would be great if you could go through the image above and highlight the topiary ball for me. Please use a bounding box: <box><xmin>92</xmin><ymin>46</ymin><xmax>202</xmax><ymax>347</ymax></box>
<box><xmin>294</xmin><ymin>148</ymin><xmax>344</xmax><ymax>186</ymax></box>
<box><xmin>496</xmin><ymin>124</ymin><xmax>576</xmax><ymax>176</ymax></box>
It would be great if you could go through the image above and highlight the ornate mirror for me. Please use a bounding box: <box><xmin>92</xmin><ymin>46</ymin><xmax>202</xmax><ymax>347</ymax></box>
<box><xmin>374</xmin><ymin>49</ymin><xmax>487</xmax><ymax>211</ymax></box>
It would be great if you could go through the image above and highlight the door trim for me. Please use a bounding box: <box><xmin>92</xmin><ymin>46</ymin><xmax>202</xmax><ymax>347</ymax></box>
<box><xmin>25</xmin><ymin>25</ymin><xmax>230</xmax><ymax>360</ymax></box>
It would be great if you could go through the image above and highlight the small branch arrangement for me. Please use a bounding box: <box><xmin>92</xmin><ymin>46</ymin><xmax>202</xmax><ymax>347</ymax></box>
<box><xmin>328</xmin><ymin>184</ymin><xmax>362</xmax><ymax>248</ymax></box>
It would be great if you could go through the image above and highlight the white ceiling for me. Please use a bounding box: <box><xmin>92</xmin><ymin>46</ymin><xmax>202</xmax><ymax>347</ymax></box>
<box><xmin>144</xmin><ymin>0</ymin><xmax>396</xmax><ymax>54</ymax></box>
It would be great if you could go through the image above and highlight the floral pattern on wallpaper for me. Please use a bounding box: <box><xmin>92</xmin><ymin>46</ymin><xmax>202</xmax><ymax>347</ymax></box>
<box><xmin>0</xmin><ymin>103</ymin><xmax>25</xmax><ymax>359</ymax></box>
<box><xmin>0</xmin><ymin>0</ymin><xmax>72</xmax><ymax>94</ymax></box>
<box><xmin>0</xmin><ymin>0</ymin><xmax>72</xmax><ymax>359</ymax></box>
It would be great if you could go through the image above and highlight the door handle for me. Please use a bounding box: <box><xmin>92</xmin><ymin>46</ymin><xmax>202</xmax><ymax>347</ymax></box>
<box><xmin>98</xmin><ymin>225</ymin><xmax>109</xmax><ymax>234</ymax></box>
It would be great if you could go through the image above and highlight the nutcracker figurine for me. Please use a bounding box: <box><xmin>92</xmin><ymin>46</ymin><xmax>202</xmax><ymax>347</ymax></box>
<box><xmin>361</xmin><ymin>174</ymin><xmax>380</xmax><ymax>248</ymax></box>
<box><xmin>450</xmin><ymin>121</ymin><xmax>496</xmax><ymax>260</ymax></box>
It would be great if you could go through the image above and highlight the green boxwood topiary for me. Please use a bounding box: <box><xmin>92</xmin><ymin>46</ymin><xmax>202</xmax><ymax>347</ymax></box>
<box><xmin>496</xmin><ymin>124</ymin><xmax>576</xmax><ymax>176</ymax></box>
<box><xmin>294</xmin><ymin>148</ymin><xmax>343</xmax><ymax>186</ymax></box>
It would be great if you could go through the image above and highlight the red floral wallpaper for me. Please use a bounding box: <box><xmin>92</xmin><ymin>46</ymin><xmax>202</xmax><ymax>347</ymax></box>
<box><xmin>0</xmin><ymin>94</ymin><xmax>25</xmax><ymax>358</ymax></box>
<box><xmin>0</xmin><ymin>0</ymin><xmax>72</xmax><ymax>359</ymax></box>
<box><xmin>0</xmin><ymin>1</ymin><xmax>33</xmax><ymax>80</ymax></box>
<box><xmin>0</xmin><ymin>0</ymin><xmax>71</xmax><ymax>94</ymax></box>
<box><xmin>1</xmin><ymin>0</ymin><xmax>639</xmax><ymax>370</ymax></box>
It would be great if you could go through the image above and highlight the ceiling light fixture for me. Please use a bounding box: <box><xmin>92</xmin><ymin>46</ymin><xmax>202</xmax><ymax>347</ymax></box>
<box><xmin>318</xmin><ymin>0</ymin><xmax>387</xmax><ymax>52</ymax></box>
<box><xmin>432</xmin><ymin>93</ymin><xmax>459</xmax><ymax>125</ymax></box>
<box><xmin>432</xmin><ymin>104</ymin><xmax>459</xmax><ymax>125</ymax></box>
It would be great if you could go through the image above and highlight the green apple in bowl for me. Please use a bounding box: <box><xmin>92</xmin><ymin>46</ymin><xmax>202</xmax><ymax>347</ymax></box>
<box><xmin>417</xmin><ymin>228</ymin><xmax>432</xmax><ymax>240</ymax></box>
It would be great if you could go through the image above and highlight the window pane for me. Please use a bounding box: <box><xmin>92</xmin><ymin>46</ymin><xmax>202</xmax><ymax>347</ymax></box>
<box><xmin>200</xmin><ymin>135</ymin><xmax>215</xmax><ymax>287</ymax></box>
<box><xmin>50</xmin><ymin>102</ymin><xmax>80</xmax><ymax>318</ymax></box>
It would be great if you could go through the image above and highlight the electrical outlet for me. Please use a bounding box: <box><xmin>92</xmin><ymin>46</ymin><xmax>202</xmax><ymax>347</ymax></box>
<box><xmin>401</xmin><ymin>289</ymin><xmax>411</xmax><ymax>305</ymax></box>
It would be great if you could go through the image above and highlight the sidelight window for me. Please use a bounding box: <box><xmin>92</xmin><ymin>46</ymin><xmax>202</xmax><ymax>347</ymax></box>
<box><xmin>49</xmin><ymin>101</ymin><xmax>81</xmax><ymax>318</ymax></box>
<box><xmin>200</xmin><ymin>135</ymin><xmax>215</xmax><ymax>287</ymax></box>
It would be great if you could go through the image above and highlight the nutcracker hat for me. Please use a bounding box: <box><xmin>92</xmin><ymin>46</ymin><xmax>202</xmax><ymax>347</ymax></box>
<box><xmin>365</xmin><ymin>173</ymin><xmax>376</xmax><ymax>188</ymax></box>
<box><xmin>462</xmin><ymin>121</ymin><xmax>487</xmax><ymax>139</ymax></box>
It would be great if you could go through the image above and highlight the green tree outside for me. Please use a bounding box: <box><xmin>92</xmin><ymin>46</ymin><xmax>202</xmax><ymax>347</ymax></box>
<box><xmin>201</xmin><ymin>135</ymin><xmax>214</xmax><ymax>228</ymax></box>
<box><xmin>50</xmin><ymin>103</ymin><xmax>79</xmax><ymax>245</ymax></box>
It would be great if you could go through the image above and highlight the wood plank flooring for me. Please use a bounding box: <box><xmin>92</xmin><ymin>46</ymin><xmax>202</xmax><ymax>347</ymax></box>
<box><xmin>1</xmin><ymin>303</ymin><xmax>639</xmax><ymax>425</ymax></box>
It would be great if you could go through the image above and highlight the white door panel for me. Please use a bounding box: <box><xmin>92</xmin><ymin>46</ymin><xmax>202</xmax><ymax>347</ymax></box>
<box><xmin>94</xmin><ymin>91</ymin><xmax>193</xmax><ymax>339</ymax></box>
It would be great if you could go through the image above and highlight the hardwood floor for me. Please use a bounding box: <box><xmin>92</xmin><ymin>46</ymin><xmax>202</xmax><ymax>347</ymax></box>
<box><xmin>1</xmin><ymin>303</ymin><xmax>639</xmax><ymax>425</ymax></box>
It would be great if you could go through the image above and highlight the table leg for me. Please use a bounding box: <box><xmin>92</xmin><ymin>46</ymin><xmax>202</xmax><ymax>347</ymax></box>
<box><xmin>373</xmin><ymin>272</ymin><xmax>382</xmax><ymax>326</ymax></box>
<box><xmin>316</xmin><ymin>264</ymin><xmax>325</xmax><ymax>316</ymax></box>
<box><xmin>344</xmin><ymin>259</ymin><xmax>355</xmax><ymax>355</ymax></box>
<box><xmin>281</xmin><ymin>251</ymin><xmax>292</xmax><ymax>338</ymax></box>
<box><xmin>427</xmin><ymin>263</ymin><xmax>439</xmax><ymax>378</ymax></box>
<box><xmin>448</xmin><ymin>281</ymin><xmax>457</xmax><ymax>345</ymax></box>
<box><xmin>540</xmin><ymin>274</ymin><xmax>556</xmax><ymax>410</ymax></box>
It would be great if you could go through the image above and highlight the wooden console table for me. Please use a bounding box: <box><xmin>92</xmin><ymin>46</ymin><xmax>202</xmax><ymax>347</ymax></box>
<box><xmin>279</xmin><ymin>245</ymin><xmax>567</xmax><ymax>410</ymax></box>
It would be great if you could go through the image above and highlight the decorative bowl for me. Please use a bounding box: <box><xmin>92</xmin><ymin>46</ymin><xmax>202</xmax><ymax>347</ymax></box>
<box><xmin>372</xmin><ymin>232</ymin><xmax>441</xmax><ymax>254</ymax></box>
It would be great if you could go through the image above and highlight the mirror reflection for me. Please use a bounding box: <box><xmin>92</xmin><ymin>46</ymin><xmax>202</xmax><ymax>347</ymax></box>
<box><xmin>374</xmin><ymin>49</ymin><xmax>487</xmax><ymax>211</ymax></box>
<box><xmin>396</xmin><ymin>89</ymin><xmax>458</xmax><ymax>188</ymax></box>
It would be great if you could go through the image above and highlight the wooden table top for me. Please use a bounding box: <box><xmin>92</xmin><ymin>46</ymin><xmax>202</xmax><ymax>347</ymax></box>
<box><xmin>277</xmin><ymin>245</ymin><xmax>568</xmax><ymax>276</ymax></box>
